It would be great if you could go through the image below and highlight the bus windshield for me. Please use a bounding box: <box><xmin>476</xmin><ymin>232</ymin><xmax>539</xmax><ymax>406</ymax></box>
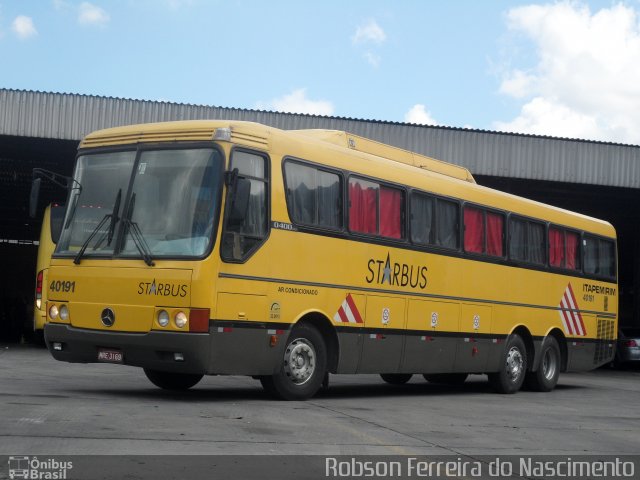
<box><xmin>56</xmin><ymin>147</ymin><xmax>223</xmax><ymax>259</ymax></box>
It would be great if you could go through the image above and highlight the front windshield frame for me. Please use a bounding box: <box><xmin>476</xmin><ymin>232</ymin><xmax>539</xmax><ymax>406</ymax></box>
<box><xmin>54</xmin><ymin>142</ymin><xmax>225</xmax><ymax>262</ymax></box>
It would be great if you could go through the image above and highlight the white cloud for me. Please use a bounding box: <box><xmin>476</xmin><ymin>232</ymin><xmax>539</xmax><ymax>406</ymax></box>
<box><xmin>498</xmin><ymin>69</ymin><xmax>536</xmax><ymax>99</ymax></box>
<box><xmin>404</xmin><ymin>104</ymin><xmax>438</xmax><ymax>126</ymax></box>
<box><xmin>363</xmin><ymin>52</ymin><xmax>381</xmax><ymax>68</ymax></box>
<box><xmin>12</xmin><ymin>15</ymin><xmax>37</xmax><ymax>40</ymax></box>
<box><xmin>256</xmin><ymin>89</ymin><xmax>334</xmax><ymax>116</ymax></box>
<box><xmin>53</xmin><ymin>0</ymin><xmax>72</xmax><ymax>10</ymax></box>
<box><xmin>495</xmin><ymin>2</ymin><xmax>640</xmax><ymax>144</ymax></box>
<box><xmin>352</xmin><ymin>19</ymin><xmax>386</xmax><ymax>45</ymax></box>
<box><xmin>78</xmin><ymin>2</ymin><xmax>110</xmax><ymax>26</ymax></box>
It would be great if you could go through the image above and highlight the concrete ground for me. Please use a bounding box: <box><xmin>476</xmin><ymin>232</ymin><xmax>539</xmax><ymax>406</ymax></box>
<box><xmin>1</xmin><ymin>344</ymin><xmax>639</xmax><ymax>457</ymax></box>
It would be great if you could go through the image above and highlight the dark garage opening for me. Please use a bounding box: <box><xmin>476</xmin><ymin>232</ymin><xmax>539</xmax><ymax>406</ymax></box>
<box><xmin>0</xmin><ymin>135</ymin><xmax>76</xmax><ymax>341</ymax></box>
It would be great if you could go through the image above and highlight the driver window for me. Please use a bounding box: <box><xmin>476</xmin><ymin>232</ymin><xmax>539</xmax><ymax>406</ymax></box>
<box><xmin>221</xmin><ymin>150</ymin><xmax>269</xmax><ymax>261</ymax></box>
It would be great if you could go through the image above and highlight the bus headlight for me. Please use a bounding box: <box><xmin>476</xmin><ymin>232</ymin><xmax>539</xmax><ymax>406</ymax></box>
<box><xmin>174</xmin><ymin>311</ymin><xmax>188</xmax><ymax>329</ymax></box>
<box><xmin>157</xmin><ymin>310</ymin><xmax>170</xmax><ymax>327</ymax></box>
<box><xmin>59</xmin><ymin>305</ymin><xmax>69</xmax><ymax>321</ymax></box>
<box><xmin>49</xmin><ymin>304</ymin><xmax>59</xmax><ymax>320</ymax></box>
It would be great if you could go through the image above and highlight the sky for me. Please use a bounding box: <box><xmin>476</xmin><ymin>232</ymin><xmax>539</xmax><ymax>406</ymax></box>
<box><xmin>1</xmin><ymin>0</ymin><xmax>640</xmax><ymax>145</ymax></box>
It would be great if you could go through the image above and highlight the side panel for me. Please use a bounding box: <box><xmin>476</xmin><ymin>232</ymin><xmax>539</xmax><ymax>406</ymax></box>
<box><xmin>358</xmin><ymin>295</ymin><xmax>406</xmax><ymax>373</ymax></box>
<box><xmin>454</xmin><ymin>304</ymin><xmax>493</xmax><ymax>373</ymax></box>
<box><xmin>402</xmin><ymin>299</ymin><xmax>459</xmax><ymax>373</ymax></box>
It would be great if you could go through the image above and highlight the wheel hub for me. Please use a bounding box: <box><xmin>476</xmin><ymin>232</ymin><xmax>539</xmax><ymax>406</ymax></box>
<box><xmin>542</xmin><ymin>348</ymin><xmax>557</xmax><ymax>380</ymax></box>
<box><xmin>284</xmin><ymin>339</ymin><xmax>316</xmax><ymax>385</ymax></box>
<box><xmin>506</xmin><ymin>347</ymin><xmax>523</xmax><ymax>382</ymax></box>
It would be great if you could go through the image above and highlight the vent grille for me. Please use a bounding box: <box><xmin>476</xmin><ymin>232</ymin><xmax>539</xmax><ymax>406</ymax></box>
<box><xmin>594</xmin><ymin>318</ymin><xmax>616</xmax><ymax>365</ymax></box>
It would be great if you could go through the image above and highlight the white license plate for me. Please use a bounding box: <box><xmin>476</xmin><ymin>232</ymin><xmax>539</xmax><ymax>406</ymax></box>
<box><xmin>97</xmin><ymin>349</ymin><xmax>123</xmax><ymax>363</ymax></box>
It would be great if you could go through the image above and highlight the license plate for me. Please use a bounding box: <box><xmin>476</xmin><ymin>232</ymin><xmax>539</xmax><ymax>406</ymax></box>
<box><xmin>97</xmin><ymin>348</ymin><xmax>123</xmax><ymax>363</ymax></box>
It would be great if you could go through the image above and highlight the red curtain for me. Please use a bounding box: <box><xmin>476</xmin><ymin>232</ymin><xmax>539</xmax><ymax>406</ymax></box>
<box><xmin>349</xmin><ymin>181</ymin><xmax>377</xmax><ymax>234</ymax></box>
<box><xmin>380</xmin><ymin>187</ymin><xmax>401</xmax><ymax>238</ymax></box>
<box><xmin>549</xmin><ymin>227</ymin><xmax>564</xmax><ymax>267</ymax></box>
<box><xmin>464</xmin><ymin>207</ymin><xmax>484</xmax><ymax>253</ymax></box>
<box><xmin>566</xmin><ymin>231</ymin><xmax>578</xmax><ymax>269</ymax></box>
<box><xmin>486</xmin><ymin>212</ymin><xmax>504</xmax><ymax>256</ymax></box>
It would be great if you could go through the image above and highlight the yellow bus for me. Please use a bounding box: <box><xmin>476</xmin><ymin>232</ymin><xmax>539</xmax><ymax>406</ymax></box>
<box><xmin>37</xmin><ymin>120</ymin><xmax>617</xmax><ymax>400</ymax></box>
<box><xmin>33</xmin><ymin>203</ymin><xmax>64</xmax><ymax>342</ymax></box>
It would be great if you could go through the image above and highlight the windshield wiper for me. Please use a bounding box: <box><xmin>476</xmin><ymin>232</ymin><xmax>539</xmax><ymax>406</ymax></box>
<box><xmin>122</xmin><ymin>193</ymin><xmax>155</xmax><ymax>267</ymax></box>
<box><xmin>92</xmin><ymin>189</ymin><xmax>122</xmax><ymax>250</ymax></box>
<box><xmin>73</xmin><ymin>189</ymin><xmax>122</xmax><ymax>265</ymax></box>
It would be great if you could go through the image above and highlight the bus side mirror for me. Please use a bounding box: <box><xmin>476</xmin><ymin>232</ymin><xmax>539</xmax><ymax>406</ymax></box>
<box><xmin>228</xmin><ymin>177</ymin><xmax>251</xmax><ymax>227</ymax></box>
<box><xmin>29</xmin><ymin>178</ymin><xmax>42</xmax><ymax>218</ymax></box>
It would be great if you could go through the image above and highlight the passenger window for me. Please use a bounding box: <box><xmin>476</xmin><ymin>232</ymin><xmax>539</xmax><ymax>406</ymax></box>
<box><xmin>549</xmin><ymin>227</ymin><xmax>580</xmax><ymax>270</ymax></box>
<box><xmin>584</xmin><ymin>236</ymin><xmax>616</xmax><ymax>278</ymax></box>
<box><xmin>464</xmin><ymin>206</ymin><xmax>484</xmax><ymax>254</ymax></box>
<box><xmin>410</xmin><ymin>193</ymin><xmax>434</xmax><ymax>245</ymax></box>
<box><xmin>435</xmin><ymin>198</ymin><xmax>459</xmax><ymax>249</ymax></box>
<box><xmin>508</xmin><ymin>217</ymin><xmax>545</xmax><ymax>265</ymax></box>
<box><xmin>411</xmin><ymin>193</ymin><xmax>459</xmax><ymax>250</ymax></box>
<box><xmin>463</xmin><ymin>206</ymin><xmax>504</xmax><ymax>257</ymax></box>
<box><xmin>221</xmin><ymin>150</ymin><xmax>269</xmax><ymax>261</ymax></box>
<box><xmin>349</xmin><ymin>177</ymin><xmax>403</xmax><ymax>239</ymax></box>
<box><xmin>284</xmin><ymin>161</ymin><xmax>342</xmax><ymax>229</ymax></box>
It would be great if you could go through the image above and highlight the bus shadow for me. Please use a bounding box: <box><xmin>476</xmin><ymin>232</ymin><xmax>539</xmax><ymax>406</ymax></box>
<box><xmin>69</xmin><ymin>378</ymin><xmax>585</xmax><ymax>402</ymax></box>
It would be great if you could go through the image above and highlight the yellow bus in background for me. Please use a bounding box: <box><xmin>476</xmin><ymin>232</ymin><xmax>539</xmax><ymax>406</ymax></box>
<box><xmin>33</xmin><ymin>203</ymin><xmax>64</xmax><ymax>342</ymax></box>
<box><xmin>38</xmin><ymin>120</ymin><xmax>618</xmax><ymax>400</ymax></box>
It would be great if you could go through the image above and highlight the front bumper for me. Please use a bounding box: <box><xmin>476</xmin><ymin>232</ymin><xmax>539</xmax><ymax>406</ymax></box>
<box><xmin>44</xmin><ymin>323</ymin><xmax>211</xmax><ymax>374</ymax></box>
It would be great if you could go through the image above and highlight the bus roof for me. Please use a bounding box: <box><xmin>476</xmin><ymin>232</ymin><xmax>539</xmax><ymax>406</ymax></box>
<box><xmin>79</xmin><ymin>120</ymin><xmax>615</xmax><ymax>238</ymax></box>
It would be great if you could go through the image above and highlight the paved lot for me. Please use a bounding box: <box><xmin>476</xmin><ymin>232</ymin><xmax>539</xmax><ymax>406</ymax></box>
<box><xmin>1</xmin><ymin>344</ymin><xmax>639</xmax><ymax>457</ymax></box>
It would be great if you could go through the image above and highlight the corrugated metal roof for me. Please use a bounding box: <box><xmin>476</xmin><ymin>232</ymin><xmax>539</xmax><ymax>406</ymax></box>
<box><xmin>2</xmin><ymin>88</ymin><xmax>640</xmax><ymax>188</ymax></box>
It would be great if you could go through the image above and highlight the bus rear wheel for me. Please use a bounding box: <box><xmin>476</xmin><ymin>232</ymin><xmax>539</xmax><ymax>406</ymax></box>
<box><xmin>380</xmin><ymin>373</ymin><xmax>413</xmax><ymax>385</ymax></box>
<box><xmin>260</xmin><ymin>324</ymin><xmax>327</xmax><ymax>401</ymax></box>
<box><xmin>524</xmin><ymin>336</ymin><xmax>560</xmax><ymax>392</ymax></box>
<box><xmin>488</xmin><ymin>333</ymin><xmax>527</xmax><ymax>394</ymax></box>
<box><xmin>143</xmin><ymin>369</ymin><xmax>203</xmax><ymax>391</ymax></box>
<box><xmin>423</xmin><ymin>373</ymin><xmax>468</xmax><ymax>385</ymax></box>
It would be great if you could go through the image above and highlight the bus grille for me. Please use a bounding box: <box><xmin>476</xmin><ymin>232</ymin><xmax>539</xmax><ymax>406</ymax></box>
<box><xmin>593</xmin><ymin>318</ymin><xmax>615</xmax><ymax>365</ymax></box>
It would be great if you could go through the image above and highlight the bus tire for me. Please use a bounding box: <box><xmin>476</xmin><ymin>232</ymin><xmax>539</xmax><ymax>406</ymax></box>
<box><xmin>488</xmin><ymin>334</ymin><xmax>527</xmax><ymax>394</ymax></box>
<box><xmin>380</xmin><ymin>373</ymin><xmax>413</xmax><ymax>385</ymax></box>
<box><xmin>143</xmin><ymin>369</ymin><xmax>203</xmax><ymax>391</ymax></box>
<box><xmin>260</xmin><ymin>324</ymin><xmax>327</xmax><ymax>401</ymax></box>
<box><xmin>524</xmin><ymin>336</ymin><xmax>560</xmax><ymax>392</ymax></box>
<box><xmin>423</xmin><ymin>373</ymin><xmax>468</xmax><ymax>385</ymax></box>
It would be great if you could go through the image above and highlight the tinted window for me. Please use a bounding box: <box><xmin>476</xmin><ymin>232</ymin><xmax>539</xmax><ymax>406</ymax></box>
<box><xmin>435</xmin><ymin>199</ymin><xmax>459</xmax><ymax>249</ymax></box>
<box><xmin>284</xmin><ymin>161</ymin><xmax>342</xmax><ymax>229</ymax></box>
<box><xmin>509</xmin><ymin>217</ymin><xmax>545</xmax><ymax>265</ymax></box>
<box><xmin>584</xmin><ymin>236</ymin><xmax>616</xmax><ymax>278</ymax></box>
<box><xmin>410</xmin><ymin>193</ymin><xmax>459</xmax><ymax>249</ymax></box>
<box><xmin>221</xmin><ymin>151</ymin><xmax>269</xmax><ymax>261</ymax></box>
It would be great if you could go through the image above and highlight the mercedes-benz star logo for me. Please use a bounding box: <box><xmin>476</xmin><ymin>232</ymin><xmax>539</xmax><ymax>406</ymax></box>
<box><xmin>101</xmin><ymin>307</ymin><xmax>115</xmax><ymax>327</ymax></box>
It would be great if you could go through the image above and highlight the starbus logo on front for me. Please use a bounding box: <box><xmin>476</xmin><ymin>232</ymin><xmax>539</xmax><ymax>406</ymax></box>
<box><xmin>8</xmin><ymin>456</ymin><xmax>73</xmax><ymax>479</ymax></box>
<box><xmin>365</xmin><ymin>253</ymin><xmax>428</xmax><ymax>289</ymax></box>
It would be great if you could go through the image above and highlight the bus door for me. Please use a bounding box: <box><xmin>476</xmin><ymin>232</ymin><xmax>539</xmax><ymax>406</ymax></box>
<box><xmin>357</xmin><ymin>295</ymin><xmax>406</xmax><ymax>373</ymax></box>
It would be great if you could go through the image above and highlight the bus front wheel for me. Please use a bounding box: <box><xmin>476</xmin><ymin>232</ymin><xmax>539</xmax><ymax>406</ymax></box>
<box><xmin>143</xmin><ymin>369</ymin><xmax>203</xmax><ymax>391</ymax></box>
<box><xmin>260</xmin><ymin>324</ymin><xmax>327</xmax><ymax>401</ymax></box>
<box><xmin>488</xmin><ymin>334</ymin><xmax>527</xmax><ymax>394</ymax></box>
<box><xmin>524</xmin><ymin>336</ymin><xmax>560</xmax><ymax>392</ymax></box>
